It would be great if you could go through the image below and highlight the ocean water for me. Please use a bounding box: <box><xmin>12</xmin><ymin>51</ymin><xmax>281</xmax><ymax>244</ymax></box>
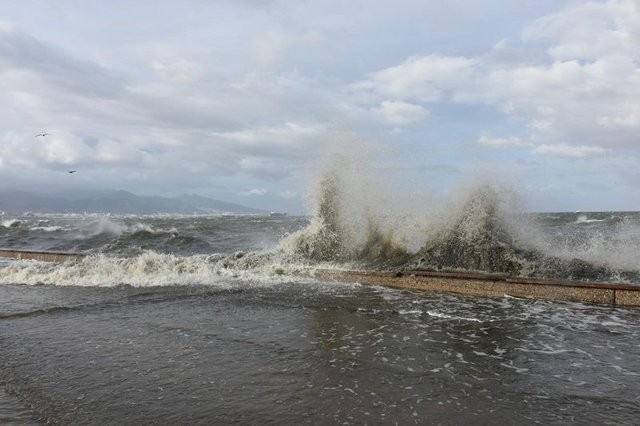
<box><xmin>2</xmin><ymin>209</ymin><xmax>640</xmax><ymax>424</ymax></box>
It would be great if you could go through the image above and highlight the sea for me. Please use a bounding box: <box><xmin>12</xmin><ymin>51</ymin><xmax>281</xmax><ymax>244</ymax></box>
<box><xmin>2</xmin><ymin>199</ymin><xmax>640</xmax><ymax>424</ymax></box>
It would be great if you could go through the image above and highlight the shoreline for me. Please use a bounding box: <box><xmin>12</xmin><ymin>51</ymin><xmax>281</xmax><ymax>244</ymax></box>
<box><xmin>1</xmin><ymin>249</ymin><xmax>639</xmax><ymax>307</ymax></box>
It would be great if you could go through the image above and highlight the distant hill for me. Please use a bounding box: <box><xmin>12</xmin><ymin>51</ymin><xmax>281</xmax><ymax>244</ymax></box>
<box><xmin>0</xmin><ymin>190</ymin><xmax>267</xmax><ymax>215</ymax></box>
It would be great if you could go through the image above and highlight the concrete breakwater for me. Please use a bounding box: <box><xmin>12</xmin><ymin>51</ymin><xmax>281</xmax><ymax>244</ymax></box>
<box><xmin>0</xmin><ymin>249</ymin><xmax>86</xmax><ymax>263</ymax></box>
<box><xmin>0</xmin><ymin>249</ymin><xmax>639</xmax><ymax>307</ymax></box>
<box><xmin>314</xmin><ymin>268</ymin><xmax>640</xmax><ymax>308</ymax></box>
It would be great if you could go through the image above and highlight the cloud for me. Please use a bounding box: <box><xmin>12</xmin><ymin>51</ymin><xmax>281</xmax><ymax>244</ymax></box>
<box><xmin>242</xmin><ymin>188</ymin><xmax>267</xmax><ymax>196</ymax></box>
<box><xmin>0</xmin><ymin>23</ymin><xmax>336</xmax><ymax>188</ymax></box>
<box><xmin>0</xmin><ymin>131</ymin><xmax>93</xmax><ymax>170</ymax></box>
<box><xmin>482</xmin><ymin>56</ymin><xmax>640</xmax><ymax>147</ymax></box>
<box><xmin>478</xmin><ymin>135</ymin><xmax>533</xmax><ymax>149</ymax></box>
<box><xmin>151</xmin><ymin>58</ymin><xmax>203</xmax><ymax>83</ymax></box>
<box><xmin>0</xmin><ymin>24</ymin><xmax>126</xmax><ymax>99</ymax></box>
<box><xmin>374</xmin><ymin>101</ymin><xmax>429</xmax><ymax>125</ymax></box>
<box><xmin>213</xmin><ymin>122</ymin><xmax>325</xmax><ymax>159</ymax></box>
<box><xmin>278</xmin><ymin>190</ymin><xmax>297</xmax><ymax>199</ymax></box>
<box><xmin>252</xmin><ymin>30</ymin><xmax>325</xmax><ymax>67</ymax></box>
<box><xmin>352</xmin><ymin>0</ymin><xmax>640</xmax><ymax>157</ymax></box>
<box><xmin>239</xmin><ymin>157</ymin><xmax>292</xmax><ymax>180</ymax></box>
<box><xmin>522</xmin><ymin>0</ymin><xmax>640</xmax><ymax>61</ymax></box>
<box><xmin>2</xmin><ymin>1</ymin><xmax>639</xmax><ymax>212</ymax></box>
<box><xmin>532</xmin><ymin>144</ymin><xmax>610</xmax><ymax>158</ymax></box>
<box><xmin>353</xmin><ymin>54</ymin><xmax>476</xmax><ymax>102</ymax></box>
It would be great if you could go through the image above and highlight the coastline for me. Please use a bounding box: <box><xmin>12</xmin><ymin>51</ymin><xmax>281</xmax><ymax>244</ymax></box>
<box><xmin>1</xmin><ymin>249</ymin><xmax>639</xmax><ymax>308</ymax></box>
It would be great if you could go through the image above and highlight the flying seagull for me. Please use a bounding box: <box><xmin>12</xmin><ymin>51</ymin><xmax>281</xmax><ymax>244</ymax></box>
<box><xmin>35</xmin><ymin>133</ymin><xmax>49</xmax><ymax>137</ymax></box>
<box><xmin>67</xmin><ymin>170</ymin><xmax>76</xmax><ymax>174</ymax></box>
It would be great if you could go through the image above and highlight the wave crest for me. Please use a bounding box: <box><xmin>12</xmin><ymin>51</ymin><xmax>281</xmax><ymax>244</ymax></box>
<box><xmin>0</xmin><ymin>250</ymin><xmax>311</xmax><ymax>287</ymax></box>
<box><xmin>281</xmin><ymin>152</ymin><xmax>640</xmax><ymax>283</ymax></box>
<box><xmin>281</xmin><ymin>157</ymin><xmax>409</xmax><ymax>266</ymax></box>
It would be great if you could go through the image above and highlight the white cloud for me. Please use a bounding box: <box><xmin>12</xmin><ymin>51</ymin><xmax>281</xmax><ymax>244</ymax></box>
<box><xmin>522</xmin><ymin>0</ymin><xmax>640</xmax><ymax>61</ymax></box>
<box><xmin>252</xmin><ymin>32</ymin><xmax>288</xmax><ymax>67</ymax></box>
<box><xmin>252</xmin><ymin>30</ymin><xmax>325</xmax><ymax>67</ymax></box>
<box><xmin>478</xmin><ymin>135</ymin><xmax>533</xmax><ymax>149</ymax></box>
<box><xmin>40</xmin><ymin>136</ymin><xmax>91</xmax><ymax>166</ymax></box>
<box><xmin>352</xmin><ymin>0</ymin><xmax>640</xmax><ymax>157</ymax></box>
<box><xmin>354</xmin><ymin>54</ymin><xmax>476</xmax><ymax>102</ymax></box>
<box><xmin>212</xmin><ymin>121</ymin><xmax>326</xmax><ymax>164</ymax></box>
<box><xmin>482</xmin><ymin>56</ymin><xmax>640</xmax><ymax>145</ymax></box>
<box><xmin>95</xmin><ymin>138</ymin><xmax>146</xmax><ymax>164</ymax></box>
<box><xmin>243</xmin><ymin>188</ymin><xmax>267</xmax><ymax>196</ymax></box>
<box><xmin>2</xmin><ymin>0</ymin><xmax>639</xmax><ymax>211</ymax></box>
<box><xmin>239</xmin><ymin>157</ymin><xmax>291</xmax><ymax>180</ymax></box>
<box><xmin>216</xmin><ymin>122</ymin><xmax>323</xmax><ymax>147</ymax></box>
<box><xmin>0</xmin><ymin>23</ymin><xmax>334</xmax><ymax>187</ymax></box>
<box><xmin>532</xmin><ymin>144</ymin><xmax>610</xmax><ymax>158</ymax></box>
<box><xmin>0</xmin><ymin>131</ymin><xmax>93</xmax><ymax>170</ymax></box>
<box><xmin>597</xmin><ymin>104</ymin><xmax>640</xmax><ymax>128</ymax></box>
<box><xmin>151</xmin><ymin>58</ymin><xmax>203</xmax><ymax>83</ymax></box>
<box><xmin>278</xmin><ymin>190</ymin><xmax>297</xmax><ymax>199</ymax></box>
<box><xmin>374</xmin><ymin>101</ymin><xmax>429</xmax><ymax>125</ymax></box>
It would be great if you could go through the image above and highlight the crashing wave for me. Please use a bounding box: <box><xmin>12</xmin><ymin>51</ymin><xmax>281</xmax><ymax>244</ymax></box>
<box><xmin>283</xmin><ymin>160</ymin><xmax>640</xmax><ymax>283</ymax></box>
<box><xmin>281</xmin><ymin>161</ymin><xmax>410</xmax><ymax>266</ymax></box>
<box><xmin>2</xmin><ymin>219</ymin><xmax>22</xmax><ymax>228</ymax></box>
<box><xmin>411</xmin><ymin>185</ymin><xmax>638</xmax><ymax>282</ymax></box>
<box><xmin>0</xmin><ymin>250</ymin><xmax>314</xmax><ymax>288</ymax></box>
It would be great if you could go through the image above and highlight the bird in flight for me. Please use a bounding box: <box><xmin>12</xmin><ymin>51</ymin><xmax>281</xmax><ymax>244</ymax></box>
<box><xmin>68</xmin><ymin>170</ymin><xmax>77</xmax><ymax>174</ymax></box>
<box><xmin>35</xmin><ymin>133</ymin><xmax>50</xmax><ymax>137</ymax></box>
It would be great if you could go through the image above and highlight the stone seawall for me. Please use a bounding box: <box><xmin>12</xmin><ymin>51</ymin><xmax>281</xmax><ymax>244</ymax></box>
<box><xmin>315</xmin><ymin>269</ymin><xmax>640</xmax><ymax>308</ymax></box>
<box><xmin>0</xmin><ymin>249</ymin><xmax>86</xmax><ymax>263</ymax></box>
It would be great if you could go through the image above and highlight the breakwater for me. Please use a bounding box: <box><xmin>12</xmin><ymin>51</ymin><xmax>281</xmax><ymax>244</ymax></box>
<box><xmin>315</xmin><ymin>268</ymin><xmax>640</xmax><ymax>307</ymax></box>
<box><xmin>0</xmin><ymin>249</ymin><xmax>86</xmax><ymax>263</ymax></box>
<box><xmin>1</xmin><ymin>249</ymin><xmax>639</xmax><ymax>307</ymax></box>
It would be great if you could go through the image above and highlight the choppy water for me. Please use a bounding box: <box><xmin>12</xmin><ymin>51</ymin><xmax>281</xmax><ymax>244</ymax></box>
<box><xmin>1</xmin><ymin>211</ymin><xmax>640</xmax><ymax>424</ymax></box>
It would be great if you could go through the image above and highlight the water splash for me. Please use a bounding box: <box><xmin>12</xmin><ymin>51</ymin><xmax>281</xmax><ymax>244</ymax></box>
<box><xmin>89</xmin><ymin>217</ymin><xmax>127</xmax><ymax>236</ymax></box>
<box><xmin>282</xmin><ymin>151</ymin><xmax>640</xmax><ymax>282</ymax></box>
<box><xmin>417</xmin><ymin>184</ymin><xmax>526</xmax><ymax>274</ymax></box>
<box><xmin>281</xmin><ymin>152</ymin><xmax>409</xmax><ymax>266</ymax></box>
<box><xmin>2</xmin><ymin>219</ymin><xmax>22</xmax><ymax>228</ymax></box>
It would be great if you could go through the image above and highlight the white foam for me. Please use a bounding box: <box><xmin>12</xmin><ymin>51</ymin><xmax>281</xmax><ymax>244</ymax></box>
<box><xmin>0</xmin><ymin>250</ymin><xmax>318</xmax><ymax>288</ymax></box>
<box><xmin>426</xmin><ymin>310</ymin><xmax>483</xmax><ymax>322</ymax></box>
<box><xmin>398</xmin><ymin>309</ymin><xmax>423</xmax><ymax>315</ymax></box>
<box><xmin>0</xmin><ymin>258</ymin><xmax>26</xmax><ymax>267</ymax></box>
<box><xmin>89</xmin><ymin>217</ymin><xmax>127</xmax><ymax>236</ymax></box>
<box><xmin>575</xmin><ymin>214</ymin><xmax>605</xmax><ymax>224</ymax></box>
<box><xmin>129</xmin><ymin>223</ymin><xmax>178</xmax><ymax>235</ymax></box>
<box><xmin>552</xmin><ymin>217</ymin><xmax>640</xmax><ymax>271</ymax></box>
<box><xmin>29</xmin><ymin>225</ymin><xmax>64</xmax><ymax>232</ymax></box>
<box><xmin>2</xmin><ymin>219</ymin><xmax>22</xmax><ymax>228</ymax></box>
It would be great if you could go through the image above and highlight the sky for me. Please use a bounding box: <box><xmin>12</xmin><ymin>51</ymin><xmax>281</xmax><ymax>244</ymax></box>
<box><xmin>1</xmin><ymin>0</ymin><xmax>639</xmax><ymax>213</ymax></box>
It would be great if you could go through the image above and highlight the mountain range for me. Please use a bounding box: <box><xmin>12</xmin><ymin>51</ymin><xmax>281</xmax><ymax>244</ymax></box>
<box><xmin>0</xmin><ymin>190</ymin><xmax>268</xmax><ymax>215</ymax></box>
